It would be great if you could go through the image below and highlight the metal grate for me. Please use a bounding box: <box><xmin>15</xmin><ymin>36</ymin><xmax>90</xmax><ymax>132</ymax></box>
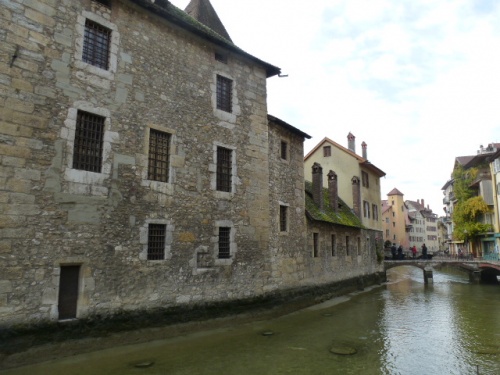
<box><xmin>148</xmin><ymin>129</ymin><xmax>171</xmax><ymax>182</ymax></box>
<box><xmin>147</xmin><ymin>224</ymin><xmax>166</xmax><ymax>260</ymax></box>
<box><xmin>218</xmin><ymin>227</ymin><xmax>231</xmax><ymax>259</ymax></box>
<box><xmin>279</xmin><ymin>205</ymin><xmax>287</xmax><ymax>232</ymax></box>
<box><xmin>280</xmin><ymin>141</ymin><xmax>287</xmax><ymax>160</ymax></box>
<box><xmin>73</xmin><ymin>111</ymin><xmax>104</xmax><ymax>172</ymax></box>
<box><xmin>216</xmin><ymin>147</ymin><xmax>232</xmax><ymax>192</ymax></box>
<box><xmin>83</xmin><ymin>19</ymin><xmax>111</xmax><ymax>70</ymax></box>
<box><xmin>216</xmin><ymin>75</ymin><xmax>232</xmax><ymax>112</ymax></box>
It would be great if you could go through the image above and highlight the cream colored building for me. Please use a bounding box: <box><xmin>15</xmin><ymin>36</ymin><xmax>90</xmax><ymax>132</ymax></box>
<box><xmin>304</xmin><ymin>133</ymin><xmax>386</xmax><ymax>232</ymax></box>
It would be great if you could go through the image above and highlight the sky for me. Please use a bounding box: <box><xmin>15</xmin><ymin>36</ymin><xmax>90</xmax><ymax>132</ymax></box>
<box><xmin>169</xmin><ymin>0</ymin><xmax>500</xmax><ymax>216</ymax></box>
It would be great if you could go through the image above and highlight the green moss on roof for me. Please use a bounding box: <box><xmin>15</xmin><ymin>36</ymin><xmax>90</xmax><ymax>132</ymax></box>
<box><xmin>305</xmin><ymin>181</ymin><xmax>364</xmax><ymax>228</ymax></box>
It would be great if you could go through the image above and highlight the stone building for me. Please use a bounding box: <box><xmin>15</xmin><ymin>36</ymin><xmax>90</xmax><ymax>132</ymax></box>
<box><xmin>0</xmin><ymin>0</ymin><xmax>383</xmax><ymax>328</ymax></box>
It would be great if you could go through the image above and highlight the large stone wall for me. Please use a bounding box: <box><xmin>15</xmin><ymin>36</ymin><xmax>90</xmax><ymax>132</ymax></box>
<box><xmin>0</xmin><ymin>0</ymin><xmax>274</xmax><ymax>325</ymax></box>
<box><xmin>0</xmin><ymin>0</ymin><xmax>383</xmax><ymax>328</ymax></box>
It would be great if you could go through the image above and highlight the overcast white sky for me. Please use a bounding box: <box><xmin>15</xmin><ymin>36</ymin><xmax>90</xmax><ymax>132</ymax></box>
<box><xmin>170</xmin><ymin>0</ymin><xmax>500</xmax><ymax>215</ymax></box>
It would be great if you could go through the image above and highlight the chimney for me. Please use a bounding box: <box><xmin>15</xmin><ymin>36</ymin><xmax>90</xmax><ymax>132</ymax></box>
<box><xmin>351</xmin><ymin>176</ymin><xmax>361</xmax><ymax>218</ymax></box>
<box><xmin>327</xmin><ymin>170</ymin><xmax>338</xmax><ymax>212</ymax></box>
<box><xmin>361</xmin><ymin>141</ymin><xmax>367</xmax><ymax>159</ymax></box>
<box><xmin>421</xmin><ymin>199</ymin><xmax>425</xmax><ymax>208</ymax></box>
<box><xmin>347</xmin><ymin>132</ymin><xmax>355</xmax><ymax>153</ymax></box>
<box><xmin>312</xmin><ymin>162</ymin><xmax>323</xmax><ymax>210</ymax></box>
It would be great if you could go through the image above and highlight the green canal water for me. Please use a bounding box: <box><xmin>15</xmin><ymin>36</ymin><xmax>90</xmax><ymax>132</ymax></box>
<box><xmin>2</xmin><ymin>266</ymin><xmax>500</xmax><ymax>375</ymax></box>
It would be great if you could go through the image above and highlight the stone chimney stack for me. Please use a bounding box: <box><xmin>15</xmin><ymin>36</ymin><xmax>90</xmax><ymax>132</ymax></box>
<box><xmin>347</xmin><ymin>132</ymin><xmax>355</xmax><ymax>153</ymax></box>
<box><xmin>421</xmin><ymin>199</ymin><xmax>425</xmax><ymax>208</ymax></box>
<box><xmin>312</xmin><ymin>162</ymin><xmax>323</xmax><ymax>211</ymax></box>
<box><xmin>327</xmin><ymin>170</ymin><xmax>338</xmax><ymax>212</ymax></box>
<box><xmin>361</xmin><ymin>141</ymin><xmax>367</xmax><ymax>159</ymax></box>
<box><xmin>351</xmin><ymin>176</ymin><xmax>361</xmax><ymax>218</ymax></box>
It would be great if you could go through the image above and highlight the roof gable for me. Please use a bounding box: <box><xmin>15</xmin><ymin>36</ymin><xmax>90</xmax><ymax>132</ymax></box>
<box><xmin>304</xmin><ymin>137</ymin><xmax>386</xmax><ymax>177</ymax></box>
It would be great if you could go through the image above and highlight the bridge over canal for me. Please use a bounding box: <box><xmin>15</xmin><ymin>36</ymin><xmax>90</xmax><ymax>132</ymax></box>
<box><xmin>384</xmin><ymin>259</ymin><xmax>500</xmax><ymax>284</ymax></box>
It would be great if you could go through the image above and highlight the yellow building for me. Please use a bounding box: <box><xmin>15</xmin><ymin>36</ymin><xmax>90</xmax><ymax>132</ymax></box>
<box><xmin>382</xmin><ymin>188</ymin><xmax>410</xmax><ymax>249</ymax></box>
<box><xmin>304</xmin><ymin>133</ymin><xmax>385</xmax><ymax>232</ymax></box>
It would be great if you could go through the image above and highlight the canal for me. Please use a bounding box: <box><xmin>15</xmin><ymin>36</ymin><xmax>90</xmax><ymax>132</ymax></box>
<box><xmin>2</xmin><ymin>266</ymin><xmax>500</xmax><ymax>374</ymax></box>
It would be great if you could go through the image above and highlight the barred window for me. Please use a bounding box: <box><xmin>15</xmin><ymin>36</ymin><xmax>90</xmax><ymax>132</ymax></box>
<box><xmin>83</xmin><ymin>19</ymin><xmax>111</xmax><ymax>70</ymax></box>
<box><xmin>218</xmin><ymin>227</ymin><xmax>231</xmax><ymax>259</ymax></box>
<box><xmin>216</xmin><ymin>147</ymin><xmax>232</xmax><ymax>192</ymax></box>
<box><xmin>280</xmin><ymin>141</ymin><xmax>288</xmax><ymax>160</ymax></box>
<box><xmin>148</xmin><ymin>129</ymin><xmax>171</xmax><ymax>182</ymax></box>
<box><xmin>147</xmin><ymin>224</ymin><xmax>166</xmax><ymax>260</ymax></box>
<box><xmin>279</xmin><ymin>205</ymin><xmax>287</xmax><ymax>232</ymax></box>
<box><xmin>216</xmin><ymin>75</ymin><xmax>232</xmax><ymax>112</ymax></box>
<box><xmin>73</xmin><ymin>110</ymin><xmax>105</xmax><ymax>172</ymax></box>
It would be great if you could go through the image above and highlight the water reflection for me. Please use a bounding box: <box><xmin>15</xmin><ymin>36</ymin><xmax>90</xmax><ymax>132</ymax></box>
<box><xmin>2</xmin><ymin>266</ymin><xmax>499</xmax><ymax>375</ymax></box>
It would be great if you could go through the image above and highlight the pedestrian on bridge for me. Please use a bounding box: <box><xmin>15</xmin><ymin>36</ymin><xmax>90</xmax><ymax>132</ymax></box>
<box><xmin>411</xmin><ymin>245</ymin><xmax>417</xmax><ymax>259</ymax></box>
<box><xmin>422</xmin><ymin>243</ymin><xmax>428</xmax><ymax>259</ymax></box>
<box><xmin>391</xmin><ymin>243</ymin><xmax>397</xmax><ymax>260</ymax></box>
<box><xmin>397</xmin><ymin>245</ymin><xmax>403</xmax><ymax>260</ymax></box>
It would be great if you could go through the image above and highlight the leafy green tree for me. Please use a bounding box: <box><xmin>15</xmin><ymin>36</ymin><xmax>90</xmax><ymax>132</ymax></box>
<box><xmin>451</xmin><ymin>165</ymin><xmax>492</xmax><ymax>241</ymax></box>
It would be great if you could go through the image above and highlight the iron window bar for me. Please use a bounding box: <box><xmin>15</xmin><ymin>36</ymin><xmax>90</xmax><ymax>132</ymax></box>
<box><xmin>148</xmin><ymin>224</ymin><xmax>166</xmax><ymax>260</ymax></box>
<box><xmin>73</xmin><ymin>111</ymin><xmax>105</xmax><ymax>172</ymax></box>
<box><xmin>218</xmin><ymin>227</ymin><xmax>231</xmax><ymax>259</ymax></box>
<box><xmin>83</xmin><ymin>19</ymin><xmax>111</xmax><ymax>70</ymax></box>
<box><xmin>148</xmin><ymin>129</ymin><xmax>171</xmax><ymax>182</ymax></box>
<box><xmin>216</xmin><ymin>75</ymin><xmax>232</xmax><ymax>112</ymax></box>
<box><xmin>216</xmin><ymin>147</ymin><xmax>232</xmax><ymax>192</ymax></box>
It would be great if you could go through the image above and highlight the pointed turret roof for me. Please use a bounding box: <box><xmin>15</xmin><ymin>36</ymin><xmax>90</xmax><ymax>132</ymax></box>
<box><xmin>387</xmin><ymin>188</ymin><xmax>404</xmax><ymax>196</ymax></box>
<box><xmin>185</xmin><ymin>0</ymin><xmax>232</xmax><ymax>42</ymax></box>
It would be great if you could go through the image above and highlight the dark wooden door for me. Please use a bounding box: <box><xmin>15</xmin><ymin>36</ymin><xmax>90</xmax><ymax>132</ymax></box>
<box><xmin>58</xmin><ymin>265</ymin><xmax>80</xmax><ymax>320</ymax></box>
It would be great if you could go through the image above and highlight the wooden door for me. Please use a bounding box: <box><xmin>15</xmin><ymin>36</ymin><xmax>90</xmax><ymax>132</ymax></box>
<box><xmin>58</xmin><ymin>265</ymin><xmax>80</xmax><ymax>320</ymax></box>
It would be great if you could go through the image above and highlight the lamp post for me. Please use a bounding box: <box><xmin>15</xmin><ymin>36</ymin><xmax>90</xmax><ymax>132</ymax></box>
<box><xmin>463</xmin><ymin>229</ymin><xmax>469</xmax><ymax>258</ymax></box>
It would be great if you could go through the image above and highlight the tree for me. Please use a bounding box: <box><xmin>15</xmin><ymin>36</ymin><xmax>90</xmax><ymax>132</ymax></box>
<box><xmin>451</xmin><ymin>165</ymin><xmax>493</xmax><ymax>241</ymax></box>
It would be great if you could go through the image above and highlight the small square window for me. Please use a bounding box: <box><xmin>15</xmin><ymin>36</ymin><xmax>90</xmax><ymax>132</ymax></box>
<box><xmin>215</xmin><ymin>52</ymin><xmax>228</xmax><ymax>63</ymax></box>
<box><xmin>83</xmin><ymin>19</ymin><xmax>111</xmax><ymax>70</ymax></box>
<box><xmin>216</xmin><ymin>75</ymin><xmax>232</xmax><ymax>113</ymax></box>
<box><xmin>148</xmin><ymin>224</ymin><xmax>166</xmax><ymax>260</ymax></box>
<box><xmin>73</xmin><ymin>110</ymin><xmax>105</xmax><ymax>172</ymax></box>
<box><xmin>92</xmin><ymin>0</ymin><xmax>112</xmax><ymax>8</ymax></box>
